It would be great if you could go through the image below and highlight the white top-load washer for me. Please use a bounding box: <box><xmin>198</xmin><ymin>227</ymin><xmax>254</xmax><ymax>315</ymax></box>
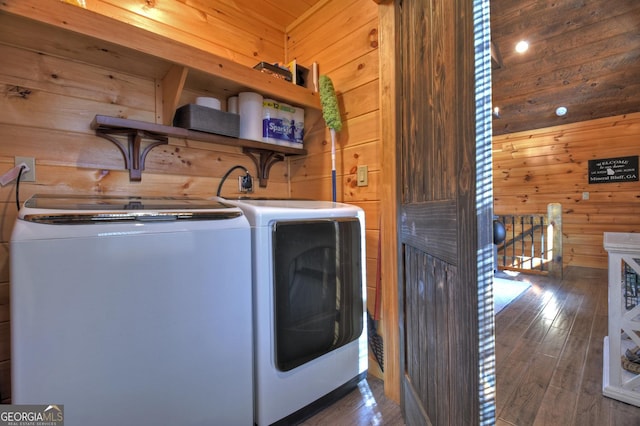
<box><xmin>11</xmin><ymin>194</ymin><xmax>253</xmax><ymax>426</ymax></box>
<box><xmin>223</xmin><ymin>198</ymin><xmax>368</xmax><ymax>425</ymax></box>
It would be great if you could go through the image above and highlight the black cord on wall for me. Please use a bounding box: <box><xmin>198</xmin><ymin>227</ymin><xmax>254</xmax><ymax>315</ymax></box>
<box><xmin>216</xmin><ymin>165</ymin><xmax>253</xmax><ymax>197</ymax></box>
<box><xmin>16</xmin><ymin>165</ymin><xmax>26</xmax><ymax>211</ymax></box>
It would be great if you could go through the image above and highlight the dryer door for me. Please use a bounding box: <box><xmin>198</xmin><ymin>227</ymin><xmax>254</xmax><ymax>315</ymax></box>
<box><xmin>272</xmin><ymin>218</ymin><xmax>363</xmax><ymax>372</ymax></box>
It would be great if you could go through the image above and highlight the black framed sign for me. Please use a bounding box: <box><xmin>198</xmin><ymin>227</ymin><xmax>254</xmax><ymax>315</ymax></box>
<box><xmin>588</xmin><ymin>156</ymin><xmax>639</xmax><ymax>184</ymax></box>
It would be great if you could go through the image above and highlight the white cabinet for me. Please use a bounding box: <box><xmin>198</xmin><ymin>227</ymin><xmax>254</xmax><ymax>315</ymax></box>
<box><xmin>603</xmin><ymin>232</ymin><xmax>640</xmax><ymax>407</ymax></box>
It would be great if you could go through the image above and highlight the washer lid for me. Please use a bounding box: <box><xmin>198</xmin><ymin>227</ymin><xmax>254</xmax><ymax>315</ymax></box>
<box><xmin>20</xmin><ymin>194</ymin><xmax>242</xmax><ymax>224</ymax></box>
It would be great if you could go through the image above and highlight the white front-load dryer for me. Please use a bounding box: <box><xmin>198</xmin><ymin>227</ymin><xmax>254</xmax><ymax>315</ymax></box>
<box><xmin>225</xmin><ymin>199</ymin><xmax>368</xmax><ymax>425</ymax></box>
<box><xmin>11</xmin><ymin>194</ymin><xmax>253</xmax><ymax>426</ymax></box>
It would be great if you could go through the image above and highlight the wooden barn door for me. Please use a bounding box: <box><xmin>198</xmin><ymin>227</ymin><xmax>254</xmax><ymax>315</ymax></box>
<box><xmin>395</xmin><ymin>0</ymin><xmax>495</xmax><ymax>424</ymax></box>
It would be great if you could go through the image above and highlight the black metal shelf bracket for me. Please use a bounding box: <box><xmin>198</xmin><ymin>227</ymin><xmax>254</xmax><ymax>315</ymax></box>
<box><xmin>243</xmin><ymin>148</ymin><xmax>285</xmax><ymax>188</ymax></box>
<box><xmin>95</xmin><ymin>128</ymin><xmax>168</xmax><ymax>181</ymax></box>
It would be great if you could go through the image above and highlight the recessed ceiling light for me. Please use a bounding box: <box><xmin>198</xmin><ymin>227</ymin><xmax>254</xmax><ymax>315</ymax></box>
<box><xmin>515</xmin><ymin>40</ymin><xmax>529</xmax><ymax>53</ymax></box>
<box><xmin>556</xmin><ymin>106</ymin><xmax>568</xmax><ymax>116</ymax></box>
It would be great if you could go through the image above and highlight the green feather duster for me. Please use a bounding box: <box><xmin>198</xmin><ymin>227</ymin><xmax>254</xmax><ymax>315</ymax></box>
<box><xmin>319</xmin><ymin>75</ymin><xmax>342</xmax><ymax>131</ymax></box>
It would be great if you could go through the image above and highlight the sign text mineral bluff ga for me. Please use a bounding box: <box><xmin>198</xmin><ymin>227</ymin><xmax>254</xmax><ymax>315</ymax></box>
<box><xmin>588</xmin><ymin>155</ymin><xmax>639</xmax><ymax>184</ymax></box>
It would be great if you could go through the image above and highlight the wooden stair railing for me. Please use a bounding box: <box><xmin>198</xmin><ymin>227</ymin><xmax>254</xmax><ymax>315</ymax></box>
<box><xmin>495</xmin><ymin>203</ymin><xmax>563</xmax><ymax>279</ymax></box>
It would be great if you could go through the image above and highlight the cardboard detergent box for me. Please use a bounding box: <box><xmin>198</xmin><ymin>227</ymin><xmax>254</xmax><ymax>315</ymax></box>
<box><xmin>253</xmin><ymin>62</ymin><xmax>292</xmax><ymax>82</ymax></box>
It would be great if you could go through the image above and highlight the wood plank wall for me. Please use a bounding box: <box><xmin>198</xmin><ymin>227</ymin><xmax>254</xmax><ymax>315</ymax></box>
<box><xmin>2</xmin><ymin>0</ymin><xmax>634</xmax><ymax>407</ymax></box>
<box><xmin>286</xmin><ymin>0</ymin><xmax>383</xmax><ymax>376</ymax></box>
<box><xmin>0</xmin><ymin>0</ymin><xmax>301</xmax><ymax>403</ymax></box>
<box><xmin>493</xmin><ymin>112</ymin><xmax>640</xmax><ymax>270</ymax></box>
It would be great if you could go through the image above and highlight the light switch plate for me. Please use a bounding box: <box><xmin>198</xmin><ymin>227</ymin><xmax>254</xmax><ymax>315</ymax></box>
<box><xmin>357</xmin><ymin>165</ymin><xmax>368</xmax><ymax>187</ymax></box>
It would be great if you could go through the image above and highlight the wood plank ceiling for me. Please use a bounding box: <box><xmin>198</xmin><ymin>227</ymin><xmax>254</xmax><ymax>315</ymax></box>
<box><xmin>280</xmin><ymin>0</ymin><xmax>640</xmax><ymax>136</ymax></box>
<box><xmin>239</xmin><ymin>0</ymin><xmax>322</xmax><ymax>28</ymax></box>
<box><xmin>490</xmin><ymin>0</ymin><xmax>640</xmax><ymax>135</ymax></box>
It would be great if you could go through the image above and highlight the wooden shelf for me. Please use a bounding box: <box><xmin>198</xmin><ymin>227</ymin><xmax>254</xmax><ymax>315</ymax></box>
<box><xmin>0</xmin><ymin>2</ymin><xmax>321</xmax><ymax>120</ymax></box>
<box><xmin>92</xmin><ymin>115</ymin><xmax>308</xmax><ymax>155</ymax></box>
<box><xmin>91</xmin><ymin>115</ymin><xmax>305</xmax><ymax>185</ymax></box>
<box><xmin>1</xmin><ymin>2</ymin><xmax>317</xmax><ymax>186</ymax></box>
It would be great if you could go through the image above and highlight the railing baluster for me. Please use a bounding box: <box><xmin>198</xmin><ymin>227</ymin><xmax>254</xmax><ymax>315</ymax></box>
<box><xmin>532</xmin><ymin>216</ymin><xmax>536</xmax><ymax>269</ymax></box>
<box><xmin>531</xmin><ymin>215</ymin><xmax>534</xmax><ymax>270</ymax></box>
<box><xmin>520</xmin><ymin>216</ymin><xmax>525</xmax><ymax>268</ymax></box>
<box><xmin>540</xmin><ymin>215</ymin><xmax>545</xmax><ymax>271</ymax></box>
<box><xmin>511</xmin><ymin>215</ymin><xmax>516</xmax><ymax>267</ymax></box>
<box><xmin>502</xmin><ymin>215</ymin><xmax>507</xmax><ymax>268</ymax></box>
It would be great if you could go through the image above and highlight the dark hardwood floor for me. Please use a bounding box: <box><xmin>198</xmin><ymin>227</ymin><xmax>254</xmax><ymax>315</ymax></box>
<box><xmin>495</xmin><ymin>266</ymin><xmax>640</xmax><ymax>425</ymax></box>
<box><xmin>302</xmin><ymin>266</ymin><xmax>640</xmax><ymax>425</ymax></box>
<box><xmin>300</xmin><ymin>374</ymin><xmax>404</xmax><ymax>426</ymax></box>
